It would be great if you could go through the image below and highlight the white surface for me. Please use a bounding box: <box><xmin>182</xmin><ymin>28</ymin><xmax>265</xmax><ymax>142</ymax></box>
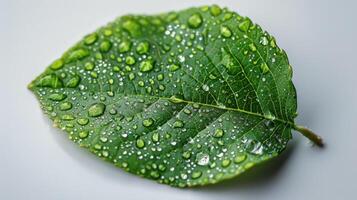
<box><xmin>1</xmin><ymin>0</ymin><xmax>356</xmax><ymax>199</ymax></box>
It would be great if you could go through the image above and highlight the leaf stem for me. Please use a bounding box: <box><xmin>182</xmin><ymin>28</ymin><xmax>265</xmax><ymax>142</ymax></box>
<box><xmin>293</xmin><ymin>125</ymin><xmax>324</xmax><ymax>147</ymax></box>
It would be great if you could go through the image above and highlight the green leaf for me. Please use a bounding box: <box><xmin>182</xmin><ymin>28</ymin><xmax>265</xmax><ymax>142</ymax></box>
<box><xmin>29</xmin><ymin>5</ymin><xmax>322</xmax><ymax>187</ymax></box>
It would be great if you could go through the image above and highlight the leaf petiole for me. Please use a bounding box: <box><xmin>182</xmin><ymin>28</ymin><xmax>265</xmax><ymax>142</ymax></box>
<box><xmin>293</xmin><ymin>125</ymin><xmax>324</xmax><ymax>147</ymax></box>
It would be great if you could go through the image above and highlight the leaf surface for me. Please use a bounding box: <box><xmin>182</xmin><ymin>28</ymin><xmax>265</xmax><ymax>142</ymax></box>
<box><xmin>29</xmin><ymin>5</ymin><xmax>298</xmax><ymax>187</ymax></box>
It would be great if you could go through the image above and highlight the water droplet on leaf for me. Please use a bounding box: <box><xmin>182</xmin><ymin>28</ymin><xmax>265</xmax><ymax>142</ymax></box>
<box><xmin>99</xmin><ymin>40</ymin><xmax>112</xmax><ymax>52</ymax></box>
<box><xmin>238</xmin><ymin>18</ymin><xmax>251</xmax><ymax>32</ymax></box>
<box><xmin>196</xmin><ymin>152</ymin><xmax>210</xmax><ymax>166</ymax></box>
<box><xmin>221</xmin><ymin>159</ymin><xmax>231</xmax><ymax>167</ymax></box>
<box><xmin>50</xmin><ymin>59</ymin><xmax>64</xmax><ymax>70</ymax></box>
<box><xmin>59</xmin><ymin>102</ymin><xmax>72</xmax><ymax>111</ymax></box>
<box><xmin>210</xmin><ymin>5</ymin><xmax>222</xmax><ymax>16</ymax></box>
<box><xmin>66</xmin><ymin>75</ymin><xmax>81</xmax><ymax>88</ymax></box>
<box><xmin>220</xmin><ymin>26</ymin><xmax>232</xmax><ymax>38</ymax></box>
<box><xmin>136</xmin><ymin>138</ymin><xmax>145</xmax><ymax>148</ymax></box>
<box><xmin>140</xmin><ymin>59</ymin><xmax>154</xmax><ymax>72</ymax></box>
<box><xmin>136</xmin><ymin>42</ymin><xmax>150</xmax><ymax>54</ymax></box>
<box><xmin>88</xmin><ymin>103</ymin><xmax>106</xmax><ymax>117</ymax></box>
<box><xmin>143</xmin><ymin>118</ymin><xmax>154</xmax><ymax>127</ymax></box>
<box><xmin>191</xmin><ymin>171</ymin><xmax>202</xmax><ymax>179</ymax></box>
<box><xmin>234</xmin><ymin>153</ymin><xmax>247</xmax><ymax>164</ymax></box>
<box><xmin>213</xmin><ymin>129</ymin><xmax>224</xmax><ymax>138</ymax></box>
<box><xmin>260</xmin><ymin>63</ymin><xmax>270</xmax><ymax>74</ymax></box>
<box><xmin>119</xmin><ymin>40</ymin><xmax>131</xmax><ymax>53</ymax></box>
<box><xmin>77</xmin><ymin>118</ymin><xmax>89</xmax><ymax>126</ymax></box>
<box><xmin>84</xmin><ymin>33</ymin><xmax>98</xmax><ymax>45</ymax></box>
<box><xmin>48</xmin><ymin>93</ymin><xmax>67</xmax><ymax>101</ymax></box>
<box><xmin>79</xmin><ymin>131</ymin><xmax>89</xmax><ymax>139</ymax></box>
<box><xmin>173</xmin><ymin>120</ymin><xmax>184</xmax><ymax>128</ymax></box>
<box><xmin>188</xmin><ymin>13</ymin><xmax>203</xmax><ymax>28</ymax></box>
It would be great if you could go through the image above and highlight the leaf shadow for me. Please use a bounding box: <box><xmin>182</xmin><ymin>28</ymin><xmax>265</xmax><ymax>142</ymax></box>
<box><xmin>192</xmin><ymin>140</ymin><xmax>297</xmax><ymax>193</ymax></box>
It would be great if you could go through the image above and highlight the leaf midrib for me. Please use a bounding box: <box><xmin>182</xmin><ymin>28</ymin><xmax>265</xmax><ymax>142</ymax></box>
<box><xmin>117</xmin><ymin>92</ymin><xmax>295</xmax><ymax>126</ymax></box>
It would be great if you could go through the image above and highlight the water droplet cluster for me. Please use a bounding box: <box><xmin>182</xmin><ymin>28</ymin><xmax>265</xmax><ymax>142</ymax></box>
<box><xmin>29</xmin><ymin>5</ymin><xmax>296</xmax><ymax>187</ymax></box>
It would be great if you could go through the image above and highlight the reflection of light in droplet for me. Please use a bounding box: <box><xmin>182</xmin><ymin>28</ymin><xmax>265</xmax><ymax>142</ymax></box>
<box><xmin>202</xmin><ymin>84</ymin><xmax>209</xmax><ymax>91</ymax></box>
<box><xmin>196</xmin><ymin>152</ymin><xmax>210</xmax><ymax>166</ymax></box>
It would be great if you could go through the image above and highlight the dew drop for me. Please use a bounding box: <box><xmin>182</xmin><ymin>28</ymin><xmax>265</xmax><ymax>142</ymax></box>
<box><xmin>220</xmin><ymin>25</ymin><xmax>232</xmax><ymax>38</ymax></box>
<box><xmin>221</xmin><ymin>48</ymin><xmax>238</xmax><ymax>75</ymax></box>
<box><xmin>249</xmin><ymin>43</ymin><xmax>257</xmax><ymax>51</ymax></box>
<box><xmin>90</xmin><ymin>72</ymin><xmax>98</xmax><ymax>78</ymax></box>
<box><xmin>221</xmin><ymin>159</ymin><xmax>231</xmax><ymax>168</ymax></box>
<box><xmin>103</xmin><ymin>28</ymin><xmax>112</xmax><ymax>36</ymax></box>
<box><xmin>118</xmin><ymin>40</ymin><xmax>131</xmax><ymax>53</ymax></box>
<box><xmin>178</xmin><ymin>55</ymin><xmax>185</xmax><ymax>63</ymax></box>
<box><xmin>102</xmin><ymin>151</ymin><xmax>109</xmax><ymax>157</ymax></box>
<box><xmin>136</xmin><ymin>138</ymin><xmax>145</xmax><ymax>149</ymax></box>
<box><xmin>150</xmin><ymin>171</ymin><xmax>160</xmax><ymax>179</ymax></box>
<box><xmin>94</xmin><ymin>144</ymin><xmax>102</xmax><ymax>150</ymax></box>
<box><xmin>125</xmin><ymin>56</ymin><xmax>136</xmax><ymax>65</ymax></box>
<box><xmin>66</xmin><ymin>49</ymin><xmax>89</xmax><ymax>62</ymax></box>
<box><xmin>210</xmin><ymin>5</ymin><xmax>222</xmax><ymax>16</ymax></box>
<box><xmin>159</xmin><ymin>85</ymin><xmax>165</xmax><ymax>91</ymax></box>
<box><xmin>180</xmin><ymin>173</ymin><xmax>188</xmax><ymax>180</ymax></box>
<box><xmin>169</xmin><ymin>96</ymin><xmax>184</xmax><ymax>103</ymax></box>
<box><xmin>202</xmin><ymin>84</ymin><xmax>209</xmax><ymax>91</ymax></box>
<box><xmin>65</xmin><ymin>75</ymin><xmax>81</xmax><ymax>88</ymax></box>
<box><xmin>260</xmin><ymin>63</ymin><xmax>270</xmax><ymax>74</ymax></box>
<box><xmin>50</xmin><ymin>59</ymin><xmax>64</xmax><ymax>70</ymax></box>
<box><xmin>143</xmin><ymin>118</ymin><xmax>154</xmax><ymax>127</ymax></box>
<box><xmin>196</xmin><ymin>152</ymin><xmax>210</xmax><ymax>166</ymax></box>
<box><xmin>191</xmin><ymin>171</ymin><xmax>202</xmax><ymax>179</ymax></box>
<box><xmin>157</xmin><ymin>74</ymin><xmax>164</xmax><ymax>81</ymax></box>
<box><xmin>261</xmin><ymin>36</ymin><xmax>269</xmax><ymax>46</ymax></box>
<box><xmin>264</xmin><ymin>113</ymin><xmax>276</xmax><ymax>120</ymax></box>
<box><xmin>109</xmin><ymin>108</ymin><xmax>117</xmax><ymax>115</ymax></box>
<box><xmin>158</xmin><ymin>164</ymin><xmax>166</xmax><ymax>172</ymax></box>
<box><xmin>152</xmin><ymin>132</ymin><xmax>160</xmax><ymax>143</ymax></box>
<box><xmin>100</xmin><ymin>137</ymin><xmax>108</xmax><ymax>143</ymax></box>
<box><xmin>183</xmin><ymin>108</ymin><xmax>191</xmax><ymax>115</ymax></box>
<box><xmin>84</xmin><ymin>62</ymin><xmax>95</xmax><ymax>71</ymax></box>
<box><xmin>138</xmin><ymin>81</ymin><xmax>144</xmax><ymax>87</ymax></box>
<box><xmin>238</xmin><ymin>18</ymin><xmax>251</xmax><ymax>32</ymax></box>
<box><xmin>182</xmin><ymin>151</ymin><xmax>191</xmax><ymax>159</ymax></box>
<box><xmin>61</xmin><ymin>114</ymin><xmax>74</xmax><ymax>121</ymax></box>
<box><xmin>122</xmin><ymin>19</ymin><xmax>140</xmax><ymax>36</ymax></box>
<box><xmin>139</xmin><ymin>59</ymin><xmax>154</xmax><ymax>72</ymax></box>
<box><xmin>129</xmin><ymin>73</ymin><xmax>135</xmax><ymax>80</ymax></box>
<box><xmin>244</xmin><ymin>162</ymin><xmax>254</xmax><ymax>169</ymax></box>
<box><xmin>84</xmin><ymin>33</ymin><xmax>98</xmax><ymax>45</ymax></box>
<box><xmin>251</xmin><ymin>142</ymin><xmax>264</xmax><ymax>155</ymax></box>
<box><xmin>270</xmin><ymin>38</ymin><xmax>276</xmax><ymax>47</ymax></box>
<box><xmin>168</xmin><ymin>64</ymin><xmax>180</xmax><ymax>72</ymax></box>
<box><xmin>99</xmin><ymin>40</ymin><xmax>112</xmax><ymax>52</ymax></box>
<box><xmin>173</xmin><ymin>120</ymin><xmax>184</xmax><ymax>128</ymax></box>
<box><xmin>213</xmin><ymin>129</ymin><xmax>224</xmax><ymax>138</ymax></box>
<box><xmin>37</xmin><ymin>74</ymin><xmax>63</xmax><ymax>88</ymax></box>
<box><xmin>77</xmin><ymin>118</ymin><xmax>89</xmax><ymax>126</ymax></box>
<box><xmin>48</xmin><ymin>93</ymin><xmax>67</xmax><ymax>101</ymax></box>
<box><xmin>78</xmin><ymin>130</ymin><xmax>89</xmax><ymax>139</ymax></box>
<box><xmin>234</xmin><ymin>153</ymin><xmax>247</xmax><ymax>164</ymax></box>
<box><xmin>187</xmin><ymin>13</ymin><xmax>202</xmax><ymax>28</ymax></box>
<box><xmin>136</xmin><ymin>41</ymin><xmax>150</xmax><ymax>54</ymax></box>
<box><xmin>88</xmin><ymin>103</ymin><xmax>106</xmax><ymax>117</ymax></box>
<box><xmin>59</xmin><ymin>102</ymin><xmax>72</xmax><ymax>111</ymax></box>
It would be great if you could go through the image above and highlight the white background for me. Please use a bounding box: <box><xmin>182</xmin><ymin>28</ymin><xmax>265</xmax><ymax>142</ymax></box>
<box><xmin>1</xmin><ymin>0</ymin><xmax>356</xmax><ymax>199</ymax></box>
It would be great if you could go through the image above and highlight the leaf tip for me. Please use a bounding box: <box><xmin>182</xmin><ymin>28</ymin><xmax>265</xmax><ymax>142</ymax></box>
<box><xmin>27</xmin><ymin>82</ymin><xmax>35</xmax><ymax>90</ymax></box>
